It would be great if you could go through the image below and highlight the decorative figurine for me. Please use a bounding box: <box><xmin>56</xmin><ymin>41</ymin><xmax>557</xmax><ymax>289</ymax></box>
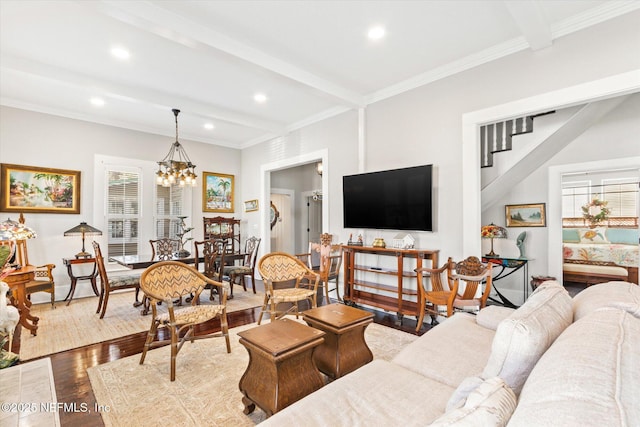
<box><xmin>516</xmin><ymin>231</ymin><xmax>527</xmax><ymax>259</ymax></box>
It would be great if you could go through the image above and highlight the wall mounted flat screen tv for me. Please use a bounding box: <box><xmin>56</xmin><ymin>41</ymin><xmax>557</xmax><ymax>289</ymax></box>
<box><xmin>343</xmin><ymin>164</ymin><xmax>433</xmax><ymax>231</ymax></box>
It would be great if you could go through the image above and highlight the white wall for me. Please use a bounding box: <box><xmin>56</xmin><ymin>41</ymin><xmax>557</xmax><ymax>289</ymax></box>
<box><xmin>0</xmin><ymin>107</ymin><xmax>241</xmax><ymax>301</ymax></box>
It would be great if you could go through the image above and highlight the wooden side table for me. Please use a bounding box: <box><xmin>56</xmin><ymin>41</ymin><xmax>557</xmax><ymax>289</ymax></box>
<box><xmin>5</xmin><ymin>266</ymin><xmax>39</xmax><ymax>336</ymax></box>
<box><xmin>62</xmin><ymin>257</ymin><xmax>99</xmax><ymax>305</ymax></box>
<box><xmin>303</xmin><ymin>303</ymin><xmax>374</xmax><ymax>380</ymax></box>
<box><xmin>238</xmin><ymin>318</ymin><xmax>325</xmax><ymax>417</ymax></box>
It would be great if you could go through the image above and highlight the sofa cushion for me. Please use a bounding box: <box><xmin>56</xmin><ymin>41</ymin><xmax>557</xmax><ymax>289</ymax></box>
<box><xmin>476</xmin><ymin>306</ymin><xmax>515</xmax><ymax>331</ymax></box>
<box><xmin>257</xmin><ymin>360</ymin><xmax>454</xmax><ymax>427</ymax></box>
<box><xmin>393</xmin><ymin>313</ymin><xmax>495</xmax><ymax>388</ymax></box>
<box><xmin>482</xmin><ymin>281</ymin><xmax>572</xmax><ymax>394</ymax></box>
<box><xmin>508</xmin><ymin>307</ymin><xmax>640</xmax><ymax>426</ymax></box>
<box><xmin>572</xmin><ymin>281</ymin><xmax>640</xmax><ymax>321</ymax></box>
<box><xmin>429</xmin><ymin>377</ymin><xmax>516</xmax><ymax>427</ymax></box>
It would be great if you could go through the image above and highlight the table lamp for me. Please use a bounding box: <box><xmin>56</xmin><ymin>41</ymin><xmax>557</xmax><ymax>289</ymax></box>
<box><xmin>64</xmin><ymin>222</ymin><xmax>102</xmax><ymax>258</ymax></box>
<box><xmin>481</xmin><ymin>223</ymin><xmax>507</xmax><ymax>257</ymax></box>
<box><xmin>0</xmin><ymin>217</ymin><xmax>37</xmax><ymax>268</ymax></box>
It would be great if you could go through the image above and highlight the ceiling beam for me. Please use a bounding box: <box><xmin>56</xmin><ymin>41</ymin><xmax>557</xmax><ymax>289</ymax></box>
<box><xmin>95</xmin><ymin>0</ymin><xmax>364</xmax><ymax>108</ymax></box>
<box><xmin>504</xmin><ymin>1</ymin><xmax>553</xmax><ymax>51</ymax></box>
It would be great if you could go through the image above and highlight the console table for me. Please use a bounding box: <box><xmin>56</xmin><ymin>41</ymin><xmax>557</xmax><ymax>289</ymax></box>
<box><xmin>482</xmin><ymin>256</ymin><xmax>529</xmax><ymax>308</ymax></box>
<box><xmin>342</xmin><ymin>245</ymin><xmax>439</xmax><ymax>323</ymax></box>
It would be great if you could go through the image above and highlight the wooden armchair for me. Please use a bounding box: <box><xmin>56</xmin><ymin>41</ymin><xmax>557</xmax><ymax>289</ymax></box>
<box><xmin>452</xmin><ymin>256</ymin><xmax>493</xmax><ymax>313</ymax></box>
<box><xmin>3</xmin><ymin>239</ymin><xmax>56</xmax><ymax>308</ymax></box>
<box><xmin>415</xmin><ymin>257</ymin><xmax>457</xmax><ymax>331</ymax></box>
<box><xmin>93</xmin><ymin>241</ymin><xmax>142</xmax><ymax>319</ymax></box>
<box><xmin>139</xmin><ymin>261</ymin><xmax>230</xmax><ymax>381</ymax></box>
<box><xmin>223</xmin><ymin>236</ymin><xmax>261</xmax><ymax>295</ymax></box>
<box><xmin>257</xmin><ymin>252</ymin><xmax>320</xmax><ymax>325</ymax></box>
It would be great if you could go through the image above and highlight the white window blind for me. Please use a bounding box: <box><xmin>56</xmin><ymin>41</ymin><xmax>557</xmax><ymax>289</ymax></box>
<box><xmin>602</xmin><ymin>179</ymin><xmax>639</xmax><ymax>217</ymax></box>
<box><xmin>155</xmin><ymin>184</ymin><xmax>184</xmax><ymax>239</ymax></box>
<box><xmin>561</xmin><ymin>180</ymin><xmax>590</xmax><ymax>218</ymax></box>
<box><xmin>107</xmin><ymin>169</ymin><xmax>140</xmax><ymax>257</ymax></box>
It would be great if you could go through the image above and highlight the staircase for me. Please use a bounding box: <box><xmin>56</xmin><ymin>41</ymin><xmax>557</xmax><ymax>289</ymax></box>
<box><xmin>480</xmin><ymin>112</ymin><xmax>554</xmax><ymax>168</ymax></box>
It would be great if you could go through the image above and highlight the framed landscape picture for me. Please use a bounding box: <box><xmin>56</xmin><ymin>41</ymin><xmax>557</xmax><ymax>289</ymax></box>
<box><xmin>505</xmin><ymin>203</ymin><xmax>546</xmax><ymax>227</ymax></box>
<box><xmin>203</xmin><ymin>172</ymin><xmax>234</xmax><ymax>213</ymax></box>
<box><xmin>244</xmin><ymin>199</ymin><xmax>258</xmax><ymax>212</ymax></box>
<box><xmin>0</xmin><ymin>163</ymin><xmax>81</xmax><ymax>214</ymax></box>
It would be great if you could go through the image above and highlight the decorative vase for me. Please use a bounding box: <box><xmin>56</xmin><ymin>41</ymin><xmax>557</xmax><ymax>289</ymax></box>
<box><xmin>372</xmin><ymin>238</ymin><xmax>386</xmax><ymax>248</ymax></box>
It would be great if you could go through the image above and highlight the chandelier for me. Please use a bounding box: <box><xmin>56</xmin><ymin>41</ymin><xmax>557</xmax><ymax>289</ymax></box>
<box><xmin>156</xmin><ymin>108</ymin><xmax>197</xmax><ymax>187</ymax></box>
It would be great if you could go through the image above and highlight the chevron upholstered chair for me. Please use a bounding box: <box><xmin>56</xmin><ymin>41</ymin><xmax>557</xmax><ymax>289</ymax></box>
<box><xmin>139</xmin><ymin>261</ymin><xmax>230</xmax><ymax>381</ymax></box>
<box><xmin>257</xmin><ymin>252</ymin><xmax>320</xmax><ymax>325</ymax></box>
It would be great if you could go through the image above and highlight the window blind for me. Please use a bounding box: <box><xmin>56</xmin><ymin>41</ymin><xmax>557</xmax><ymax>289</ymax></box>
<box><xmin>107</xmin><ymin>169</ymin><xmax>140</xmax><ymax>257</ymax></box>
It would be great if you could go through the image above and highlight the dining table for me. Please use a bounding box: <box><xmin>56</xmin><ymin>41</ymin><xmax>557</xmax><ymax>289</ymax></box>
<box><xmin>109</xmin><ymin>252</ymin><xmax>248</xmax><ymax>300</ymax></box>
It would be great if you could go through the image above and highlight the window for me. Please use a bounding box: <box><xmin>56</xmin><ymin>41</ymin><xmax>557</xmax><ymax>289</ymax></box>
<box><xmin>562</xmin><ymin>180</ymin><xmax>590</xmax><ymax>218</ymax></box>
<box><xmin>155</xmin><ymin>184</ymin><xmax>185</xmax><ymax>239</ymax></box>
<box><xmin>106</xmin><ymin>169</ymin><xmax>140</xmax><ymax>257</ymax></box>
<box><xmin>602</xmin><ymin>179</ymin><xmax>638</xmax><ymax>217</ymax></box>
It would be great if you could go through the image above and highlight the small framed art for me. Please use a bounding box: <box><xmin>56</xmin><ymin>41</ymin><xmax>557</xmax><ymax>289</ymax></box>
<box><xmin>505</xmin><ymin>203</ymin><xmax>546</xmax><ymax>227</ymax></box>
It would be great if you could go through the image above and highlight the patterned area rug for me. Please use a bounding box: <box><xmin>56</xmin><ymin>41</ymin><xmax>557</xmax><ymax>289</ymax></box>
<box><xmin>19</xmin><ymin>289</ymin><xmax>265</xmax><ymax>361</ymax></box>
<box><xmin>87</xmin><ymin>319</ymin><xmax>418</xmax><ymax>427</ymax></box>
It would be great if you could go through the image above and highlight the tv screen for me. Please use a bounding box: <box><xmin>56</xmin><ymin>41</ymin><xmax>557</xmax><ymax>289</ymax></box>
<box><xmin>343</xmin><ymin>164</ymin><xmax>433</xmax><ymax>231</ymax></box>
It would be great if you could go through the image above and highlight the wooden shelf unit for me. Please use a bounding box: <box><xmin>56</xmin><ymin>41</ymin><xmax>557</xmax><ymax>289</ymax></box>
<box><xmin>342</xmin><ymin>245</ymin><xmax>439</xmax><ymax>321</ymax></box>
<box><xmin>203</xmin><ymin>216</ymin><xmax>241</xmax><ymax>253</ymax></box>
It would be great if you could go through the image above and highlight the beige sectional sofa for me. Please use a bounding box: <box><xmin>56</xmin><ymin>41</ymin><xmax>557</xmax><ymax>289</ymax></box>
<box><xmin>258</xmin><ymin>281</ymin><xmax>640</xmax><ymax>426</ymax></box>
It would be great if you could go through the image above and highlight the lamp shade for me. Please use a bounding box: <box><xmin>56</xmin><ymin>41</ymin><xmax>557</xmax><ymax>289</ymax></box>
<box><xmin>481</xmin><ymin>223</ymin><xmax>506</xmax><ymax>257</ymax></box>
<box><xmin>481</xmin><ymin>223</ymin><xmax>507</xmax><ymax>239</ymax></box>
<box><xmin>64</xmin><ymin>222</ymin><xmax>102</xmax><ymax>258</ymax></box>
<box><xmin>0</xmin><ymin>218</ymin><xmax>37</xmax><ymax>241</ymax></box>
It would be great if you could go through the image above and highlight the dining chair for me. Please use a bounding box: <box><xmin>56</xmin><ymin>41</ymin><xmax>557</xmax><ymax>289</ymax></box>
<box><xmin>317</xmin><ymin>233</ymin><xmax>343</xmax><ymax>303</ymax></box>
<box><xmin>451</xmin><ymin>256</ymin><xmax>493</xmax><ymax>313</ymax></box>
<box><xmin>223</xmin><ymin>236</ymin><xmax>261</xmax><ymax>294</ymax></box>
<box><xmin>257</xmin><ymin>252</ymin><xmax>320</xmax><ymax>325</ymax></box>
<box><xmin>415</xmin><ymin>257</ymin><xmax>457</xmax><ymax>331</ymax></box>
<box><xmin>139</xmin><ymin>261</ymin><xmax>231</xmax><ymax>381</ymax></box>
<box><xmin>92</xmin><ymin>241</ymin><xmax>142</xmax><ymax>319</ymax></box>
<box><xmin>193</xmin><ymin>239</ymin><xmax>227</xmax><ymax>301</ymax></box>
<box><xmin>149</xmin><ymin>238</ymin><xmax>180</xmax><ymax>260</ymax></box>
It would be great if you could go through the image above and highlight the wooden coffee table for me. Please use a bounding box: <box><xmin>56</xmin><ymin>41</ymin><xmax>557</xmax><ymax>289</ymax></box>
<box><xmin>303</xmin><ymin>303</ymin><xmax>374</xmax><ymax>380</ymax></box>
<box><xmin>238</xmin><ymin>318</ymin><xmax>326</xmax><ymax>417</ymax></box>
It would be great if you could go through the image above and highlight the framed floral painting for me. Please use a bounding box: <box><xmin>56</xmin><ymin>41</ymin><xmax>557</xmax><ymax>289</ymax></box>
<box><xmin>0</xmin><ymin>163</ymin><xmax>81</xmax><ymax>214</ymax></box>
<box><xmin>202</xmin><ymin>172</ymin><xmax>234</xmax><ymax>213</ymax></box>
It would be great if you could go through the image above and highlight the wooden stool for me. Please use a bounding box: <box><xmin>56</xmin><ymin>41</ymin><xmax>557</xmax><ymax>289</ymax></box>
<box><xmin>303</xmin><ymin>303</ymin><xmax>373</xmax><ymax>380</ymax></box>
<box><xmin>238</xmin><ymin>318</ymin><xmax>325</xmax><ymax>416</ymax></box>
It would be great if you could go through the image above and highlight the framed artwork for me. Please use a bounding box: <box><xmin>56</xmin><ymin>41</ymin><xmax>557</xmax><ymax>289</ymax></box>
<box><xmin>244</xmin><ymin>199</ymin><xmax>259</xmax><ymax>212</ymax></box>
<box><xmin>505</xmin><ymin>203</ymin><xmax>546</xmax><ymax>227</ymax></box>
<box><xmin>0</xmin><ymin>163</ymin><xmax>81</xmax><ymax>214</ymax></box>
<box><xmin>203</xmin><ymin>172</ymin><xmax>234</xmax><ymax>213</ymax></box>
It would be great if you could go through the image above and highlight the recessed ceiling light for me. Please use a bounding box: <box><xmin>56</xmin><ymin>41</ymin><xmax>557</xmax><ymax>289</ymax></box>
<box><xmin>204</xmin><ymin>123</ymin><xmax>215</xmax><ymax>130</ymax></box>
<box><xmin>254</xmin><ymin>93</ymin><xmax>268</xmax><ymax>103</ymax></box>
<box><xmin>90</xmin><ymin>97</ymin><xmax>105</xmax><ymax>107</ymax></box>
<box><xmin>368</xmin><ymin>26</ymin><xmax>386</xmax><ymax>40</ymax></box>
<box><xmin>110</xmin><ymin>46</ymin><xmax>130</xmax><ymax>60</ymax></box>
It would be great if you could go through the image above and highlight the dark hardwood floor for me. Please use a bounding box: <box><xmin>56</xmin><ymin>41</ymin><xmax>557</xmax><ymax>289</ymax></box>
<box><xmin>11</xmin><ymin>297</ymin><xmax>428</xmax><ymax>427</ymax></box>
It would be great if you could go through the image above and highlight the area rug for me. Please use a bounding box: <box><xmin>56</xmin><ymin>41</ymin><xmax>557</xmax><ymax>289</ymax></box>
<box><xmin>87</xmin><ymin>319</ymin><xmax>418</xmax><ymax>427</ymax></box>
<box><xmin>0</xmin><ymin>357</ymin><xmax>60</xmax><ymax>427</ymax></box>
<box><xmin>19</xmin><ymin>290</ymin><xmax>265</xmax><ymax>361</ymax></box>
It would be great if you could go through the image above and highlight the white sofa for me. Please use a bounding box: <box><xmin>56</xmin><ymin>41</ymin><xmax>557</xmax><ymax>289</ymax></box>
<box><xmin>258</xmin><ymin>281</ymin><xmax>640</xmax><ymax>426</ymax></box>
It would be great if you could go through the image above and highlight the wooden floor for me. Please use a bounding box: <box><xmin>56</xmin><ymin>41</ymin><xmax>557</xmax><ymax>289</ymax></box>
<box><xmin>10</xmin><ymin>298</ymin><xmax>428</xmax><ymax>427</ymax></box>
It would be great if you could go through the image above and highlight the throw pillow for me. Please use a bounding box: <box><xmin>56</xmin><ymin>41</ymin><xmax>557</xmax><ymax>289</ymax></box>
<box><xmin>562</xmin><ymin>228</ymin><xmax>580</xmax><ymax>243</ymax></box>
<box><xmin>481</xmin><ymin>281</ymin><xmax>572</xmax><ymax>394</ymax></box>
<box><xmin>578</xmin><ymin>227</ymin><xmax>609</xmax><ymax>244</ymax></box>
<box><xmin>446</xmin><ymin>376</ymin><xmax>484</xmax><ymax>411</ymax></box>
<box><xmin>429</xmin><ymin>377</ymin><xmax>517</xmax><ymax>427</ymax></box>
<box><xmin>475</xmin><ymin>306</ymin><xmax>515</xmax><ymax>331</ymax></box>
<box><xmin>572</xmin><ymin>281</ymin><xmax>640</xmax><ymax>321</ymax></box>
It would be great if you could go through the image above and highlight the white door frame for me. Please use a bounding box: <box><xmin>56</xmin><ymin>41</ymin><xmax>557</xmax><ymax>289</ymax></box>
<box><xmin>260</xmin><ymin>149</ymin><xmax>329</xmax><ymax>254</ymax></box>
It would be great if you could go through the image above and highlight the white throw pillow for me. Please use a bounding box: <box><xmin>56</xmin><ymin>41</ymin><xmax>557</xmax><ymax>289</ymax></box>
<box><xmin>482</xmin><ymin>281</ymin><xmax>572</xmax><ymax>394</ymax></box>
<box><xmin>429</xmin><ymin>377</ymin><xmax>516</xmax><ymax>427</ymax></box>
<box><xmin>446</xmin><ymin>376</ymin><xmax>484</xmax><ymax>411</ymax></box>
<box><xmin>572</xmin><ymin>281</ymin><xmax>640</xmax><ymax>321</ymax></box>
